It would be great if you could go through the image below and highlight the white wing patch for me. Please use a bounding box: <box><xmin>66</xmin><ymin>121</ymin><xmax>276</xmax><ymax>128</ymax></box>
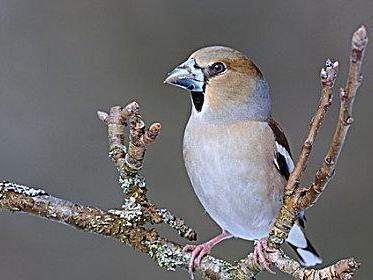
<box><xmin>287</xmin><ymin>223</ymin><xmax>307</xmax><ymax>248</ymax></box>
<box><xmin>275</xmin><ymin>141</ymin><xmax>294</xmax><ymax>173</ymax></box>
<box><xmin>287</xmin><ymin>224</ymin><xmax>322</xmax><ymax>267</ymax></box>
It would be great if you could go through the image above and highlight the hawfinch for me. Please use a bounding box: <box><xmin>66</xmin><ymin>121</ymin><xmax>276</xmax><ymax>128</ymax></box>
<box><xmin>164</xmin><ymin>46</ymin><xmax>322</xmax><ymax>275</ymax></box>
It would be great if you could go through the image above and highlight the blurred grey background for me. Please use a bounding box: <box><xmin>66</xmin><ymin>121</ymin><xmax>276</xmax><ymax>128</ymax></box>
<box><xmin>0</xmin><ymin>1</ymin><xmax>372</xmax><ymax>279</ymax></box>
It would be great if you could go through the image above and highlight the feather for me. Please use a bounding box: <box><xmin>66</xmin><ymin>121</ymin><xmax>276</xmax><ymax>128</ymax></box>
<box><xmin>268</xmin><ymin>118</ymin><xmax>293</xmax><ymax>179</ymax></box>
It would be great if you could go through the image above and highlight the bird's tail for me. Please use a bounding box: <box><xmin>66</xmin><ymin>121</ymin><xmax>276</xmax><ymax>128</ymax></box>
<box><xmin>286</xmin><ymin>224</ymin><xmax>322</xmax><ymax>267</ymax></box>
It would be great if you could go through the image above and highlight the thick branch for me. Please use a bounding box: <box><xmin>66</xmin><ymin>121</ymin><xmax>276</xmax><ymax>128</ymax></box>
<box><xmin>1</xmin><ymin>181</ymin><xmax>360</xmax><ymax>280</ymax></box>
<box><xmin>0</xmin><ymin>181</ymin><xmax>254</xmax><ymax>280</ymax></box>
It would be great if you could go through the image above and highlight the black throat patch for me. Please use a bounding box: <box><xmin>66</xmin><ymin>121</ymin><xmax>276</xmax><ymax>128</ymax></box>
<box><xmin>191</xmin><ymin>91</ymin><xmax>204</xmax><ymax>112</ymax></box>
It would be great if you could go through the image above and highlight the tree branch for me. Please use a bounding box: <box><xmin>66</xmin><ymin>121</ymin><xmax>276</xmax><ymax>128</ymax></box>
<box><xmin>268</xmin><ymin>58</ymin><xmax>339</xmax><ymax>248</ymax></box>
<box><xmin>0</xmin><ymin>26</ymin><xmax>368</xmax><ymax>280</ymax></box>
<box><xmin>0</xmin><ymin>181</ymin><xmax>255</xmax><ymax>279</ymax></box>
<box><xmin>298</xmin><ymin>26</ymin><xmax>368</xmax><ymax>209</ymax></box>
<box><xmin>267</xmin><ymin>26</ymin><xmax>367</xmax><ymax>279</ymax></box>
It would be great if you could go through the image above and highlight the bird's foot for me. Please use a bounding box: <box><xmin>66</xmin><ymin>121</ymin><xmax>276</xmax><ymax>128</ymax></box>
<box><xmin>253</xmin><ymin>238</ymin><xmax>275</xmax><ymax>273</ymax></box>
<box><xmin>183</xmin><ymin>243</ymin><xmax>212</xmax><ymax>278</ymax></box>
<box><xmin>183</xmin><ymin>231</ymin><xmax>231</xmax><ymax>279</ymax></box>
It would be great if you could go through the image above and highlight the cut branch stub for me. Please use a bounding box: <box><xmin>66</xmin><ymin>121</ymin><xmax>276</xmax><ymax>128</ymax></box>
<box><xmin>97</xmin><ymin>101</ymin><xmax>161</xmax><ymax>176</ymax></box>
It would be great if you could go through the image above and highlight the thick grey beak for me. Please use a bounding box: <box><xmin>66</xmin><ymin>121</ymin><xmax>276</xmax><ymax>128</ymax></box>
<box><xmin>164</xmin><ymin>58</ymin><xmax>204</xmax><ymax>92</ymax></box>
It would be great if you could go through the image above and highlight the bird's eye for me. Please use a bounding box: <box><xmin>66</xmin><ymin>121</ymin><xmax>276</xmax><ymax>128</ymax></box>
<box><xmin>208</xmin><ymin>62</ymin><xmax>226</xmax><ymax>76</ymax></box>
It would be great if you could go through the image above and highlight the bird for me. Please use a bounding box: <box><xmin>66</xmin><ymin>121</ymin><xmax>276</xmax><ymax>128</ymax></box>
<box><xmin>164</xmin><ymin>46</ymin><xmax>322</xmax><ymax>276</ymax></box>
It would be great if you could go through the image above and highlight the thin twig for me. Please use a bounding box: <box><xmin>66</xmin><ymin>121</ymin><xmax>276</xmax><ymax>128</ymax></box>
<box><xmin>268</xmin><ymin>58</ymin><xmax>339</xmax><ymax>248</ymax></box>
<box><xmin>283</xmin><ymin>59</ymin><xmax>339</xmax><ymax>198</ymax></box>
<box><xmin>266</xmin><ymin>25</ymin><xmax>367</xmax><ymax>280</ymax></box>
<box><xmin>266</xmin><ymin>250</ymin><xmax>361</xmax><ymax>280</ymax></box>
<box><xmin>299</xmin><ymin>26</ymin><xmax>368</xmax><ymax>209</ymax></box>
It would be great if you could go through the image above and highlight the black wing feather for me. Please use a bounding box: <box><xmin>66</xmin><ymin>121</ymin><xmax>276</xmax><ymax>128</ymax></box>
<box><xmin>275</xmin><ymin>151</ymin><xmax>291</xmax><ymax>180</ymax></box>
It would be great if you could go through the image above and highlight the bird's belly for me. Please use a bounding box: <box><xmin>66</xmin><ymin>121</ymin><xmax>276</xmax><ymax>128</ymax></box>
<box><xmin>183</xmin><ymin>121</ymin><xmax>284</xmax><ymax>240</ymax></box>
<box><xmin>187</xmin><ymin>162</ymin><xmax>280</xmax><ymax>240</ymax></box>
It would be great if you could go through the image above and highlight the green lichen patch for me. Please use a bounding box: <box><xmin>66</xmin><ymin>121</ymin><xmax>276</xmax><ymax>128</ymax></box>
<box><xmin>148</xmin><ymin>242</ymin><xmax>184</xmax><ymax>271</ymax></box>
<box><xmin>0</xmin><ymin>181</ymin><xmax>46</xmax><ymax>197</ymax></box>
<box><xmin>109</xmin><ymin>196</ymin><xmax>143</xmax><ymax>226</ymax></box>
<box><xmin>119</xmin><ymin>174</ymin><xmax>146</xmax><ymax>194</ymax></box>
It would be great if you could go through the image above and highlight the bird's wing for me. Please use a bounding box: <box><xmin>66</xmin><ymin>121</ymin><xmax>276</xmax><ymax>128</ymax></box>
<box><xmin>268</xmin><ymin>118</ymin><xmax>307</xmax><ymax>228</ymax></box>
<box><xmin>268</xmin><ymin>118</ymin><xmax>294</xmax><ymax>180</ymax></box>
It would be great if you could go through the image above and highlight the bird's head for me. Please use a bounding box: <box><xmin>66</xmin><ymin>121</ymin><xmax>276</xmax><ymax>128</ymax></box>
<box><xmin>164</xmin><ymin>46</ymin><xmax>271</xmax><ymax>121</ymax></box>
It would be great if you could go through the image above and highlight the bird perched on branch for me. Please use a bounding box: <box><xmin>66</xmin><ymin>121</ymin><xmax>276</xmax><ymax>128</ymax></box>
<box><xmin>164</xmin><ymin>46</ymin><xmax>322</xmax><ymax>276</ymax></box>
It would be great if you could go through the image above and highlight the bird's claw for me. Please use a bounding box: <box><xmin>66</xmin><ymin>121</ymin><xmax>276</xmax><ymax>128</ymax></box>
<box><xmin>183</xmin><ymin>243</ymin><xmax>212</xmax><ymax>279</ymax></box>
<box><xmin>253</xmin><ymin>238</ymin><xmax>275</xmax><ymax>274</ymax></box>
<box><xmin>182</xmin><ymin>231</ymin><xmax>231</xmax><ymax>279</ymax></box>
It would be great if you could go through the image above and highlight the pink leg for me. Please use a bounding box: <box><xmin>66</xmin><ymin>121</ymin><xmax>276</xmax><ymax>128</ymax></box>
<box><xmin>253</xmin><ymin>238</ymin><xmax>275</xmax><ymax>273</ymax></box>
<box><xmin>183</xmin><ymin>230</ymin><xmax>232</xmax><ymax>278</ymax></box>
